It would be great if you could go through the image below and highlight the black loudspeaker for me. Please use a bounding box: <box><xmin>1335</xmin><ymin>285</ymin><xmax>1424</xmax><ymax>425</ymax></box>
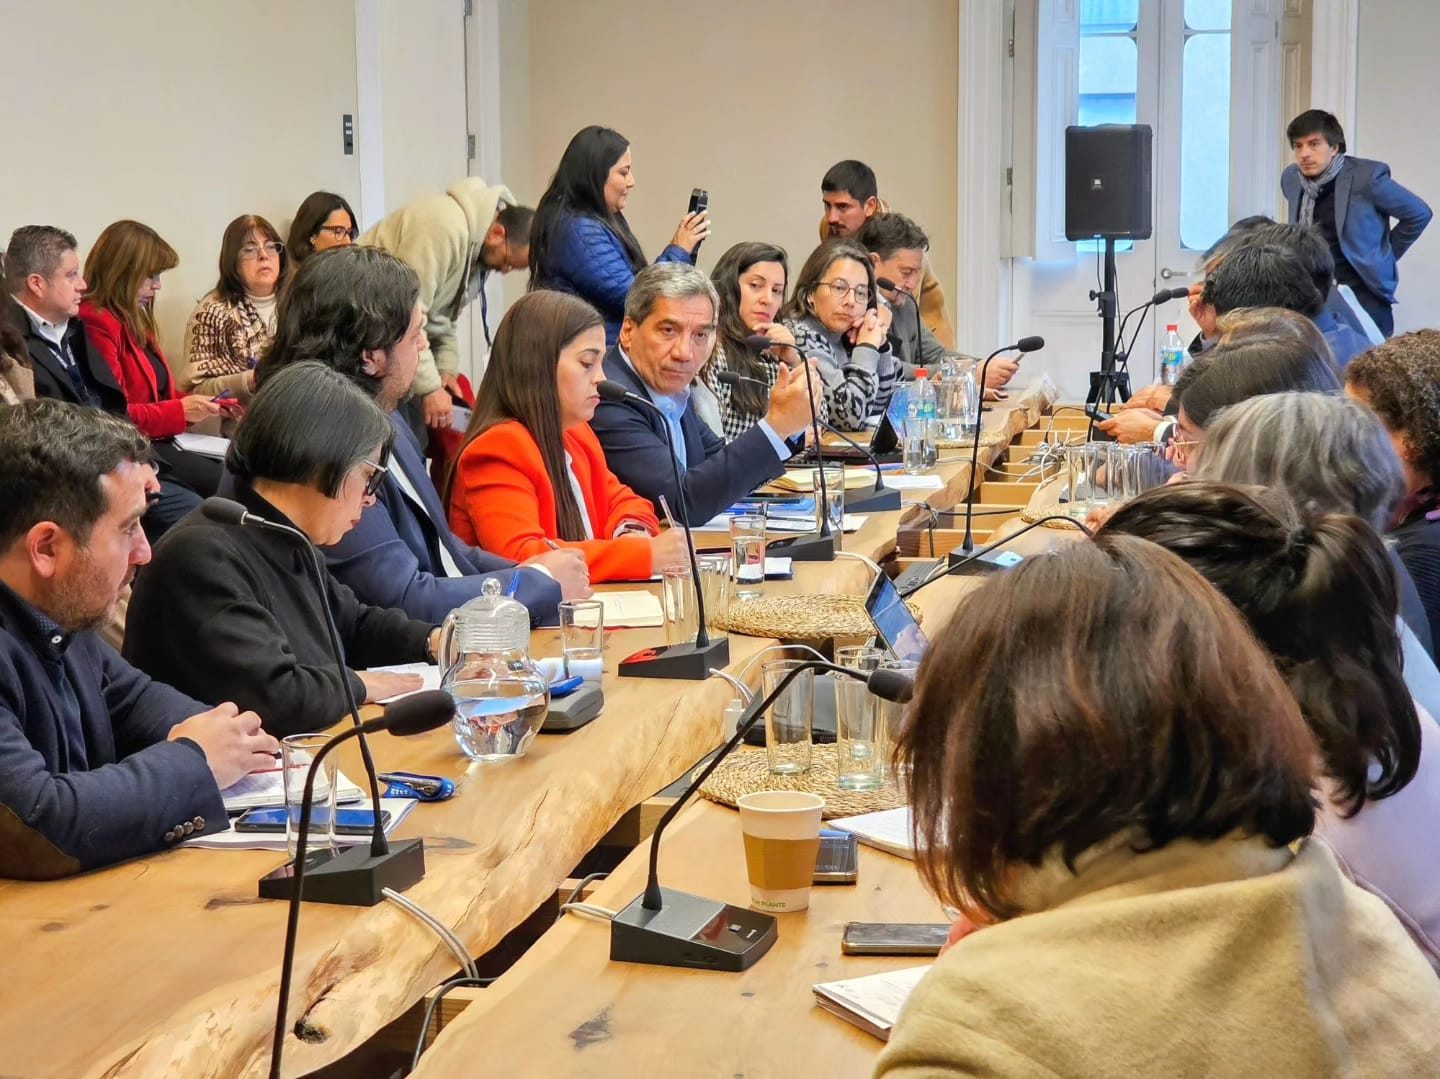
<box><xmin>1065</xmin><ymin>125</ymin><xmax>1153</xmax><ymax>241</ymax></box>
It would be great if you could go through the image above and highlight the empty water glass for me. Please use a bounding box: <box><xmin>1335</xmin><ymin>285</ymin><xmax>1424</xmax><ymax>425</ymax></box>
<box><xmin>763</xmin><ymin>659</ymin><xmax>815</xmax><ymax>775</ymax></box>
<box><xmin>696</xmin><ymin>554</ymin><xmax>732</xmax><ymax>630</ymax></box>
<box><xmin>662</xmin><ymin>564</ymin><xmax>697</xmax><ymax>645</ymax></box>
<box><xmin>834</xmin><ymin>645</ymin><xmax>886</xmax><ymax>791</ymax></box>
<box><xmin>730</xmin><ymin>514</ymin><xmax>767</xmax><ymax>600</ymax></box>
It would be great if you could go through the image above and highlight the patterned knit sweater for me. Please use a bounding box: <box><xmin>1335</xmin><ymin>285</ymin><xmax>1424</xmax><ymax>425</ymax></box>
<box><xmin>780</xmin><ymin>314</ymin><xmax>900</xmax><ymax>431</ymax></box>
<box><xmin>180</xmin><ymin>291</ymin><xmax>272</xmax><ymax>399</ymax></box>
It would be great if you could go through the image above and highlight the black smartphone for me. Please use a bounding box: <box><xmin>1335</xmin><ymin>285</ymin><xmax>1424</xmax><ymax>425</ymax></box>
<box><xmin>813</xmin><ymin>832</ymin><xmax>859</xmax><ymax>884</ymax></box>
<box><xmin>234</xmin><ymin>806</ymin><xmax>391</xmax><ymax>835</ymax></box>
<box><xmin>841</xmin><ymin>922</ymin><xmax>950</xmax><ymax>956</ymax></box>
<box><xmin>1084</xmin><ymin>404</ymin><xmax>1112</xmax><ymax>424</ymax></box>
<box><xmin>687</xmin><ymin>188</ymin><xmax>709</xmax><ymax>216</ymax></box>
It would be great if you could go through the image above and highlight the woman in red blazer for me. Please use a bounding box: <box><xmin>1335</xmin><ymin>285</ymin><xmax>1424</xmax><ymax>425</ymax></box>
<box><xmin>446</xmin><ymin>290</ymin><xmax>689</xmax><ymax>583</ymax></box>
<box><xmin>79</xmin><ymin>220</ymin><xmax>225</xmax><ymax>496</ymax></box>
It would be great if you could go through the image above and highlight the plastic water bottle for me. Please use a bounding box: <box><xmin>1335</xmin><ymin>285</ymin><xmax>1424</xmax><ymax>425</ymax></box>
<box><xmin>904</xmin><ymin>371</ymin><xmax>937</xmax><ymax>474</ymax></box>
<box><xmin>1159</xmin><ymin>325</ymin><xmax>1185</xmax><ymax>386</ymax></box>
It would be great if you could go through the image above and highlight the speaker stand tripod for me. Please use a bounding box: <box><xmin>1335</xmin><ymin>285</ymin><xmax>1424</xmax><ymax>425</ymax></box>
<box><xmin>1085</xmin><ymin>237</ymin><xmax>1131</xmax><ymax>420</ymax></box>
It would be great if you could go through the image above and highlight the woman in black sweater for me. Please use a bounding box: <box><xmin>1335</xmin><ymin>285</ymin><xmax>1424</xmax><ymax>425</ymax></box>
<box><xmin>1348</xmin><ymin>330</ymin><xmax>1440</xmax><ymax>652</ymax></box>
<box><xmin>124</xmin><ymin>363</ymin><xmax>436</xmax><ymax>736</ymax></box>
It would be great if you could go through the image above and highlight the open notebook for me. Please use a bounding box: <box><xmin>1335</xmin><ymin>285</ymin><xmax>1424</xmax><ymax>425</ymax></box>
<box><xmin>813</xmin><ymin>964</ymin><xmax>932</xmax><ymax>1041</ymax></box>
<box><xmin>829</xmin><ymin>807</ymin><xmax>915</xmax><ymax>859</ymax></box>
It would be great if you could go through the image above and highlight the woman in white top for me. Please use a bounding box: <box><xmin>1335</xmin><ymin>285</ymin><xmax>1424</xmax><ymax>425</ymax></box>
<box><xmin>1102</xmin><ymin>480</ymin><xmax>1440</xmax><ymax>972</ymax></box>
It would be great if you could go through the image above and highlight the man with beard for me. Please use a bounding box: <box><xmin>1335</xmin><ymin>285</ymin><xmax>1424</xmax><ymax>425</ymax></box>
<box><xmin>0</xmin><ymin>400</ymin><xmax>277</xmax><ymax>879</ymax></box>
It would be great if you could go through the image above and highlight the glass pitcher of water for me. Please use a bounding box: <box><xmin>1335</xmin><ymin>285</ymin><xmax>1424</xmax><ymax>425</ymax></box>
<box><xmin>937</xmin><ymin>357</ymin><xmax>979</xmax><ymax>441</ymax></box>
<box><xmin>437</xmin><ymin>579</ymin><xmax>549</xmax><ymax>762</ymax></box>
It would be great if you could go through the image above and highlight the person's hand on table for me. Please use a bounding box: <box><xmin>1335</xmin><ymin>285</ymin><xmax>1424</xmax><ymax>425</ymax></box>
<box><xmin>983</xmin><ymin>387</ymin><xmax>1008</xmax><ymax>402</ymax></box>
<box><xmin>358</xmin><ymin>669</ymin><xmax>425</xmax><ymax>704</ymax></box>
<box><xmin>1123</xmin><ymin>382</ymin><xmax>1172</xmax><ymax>413</ymax></box>
<box><xmin>169</xmin><ymin>702</ymin><xmax>279</xmax><ymax>789</ymax></box>
<box><xmin>649</xmin><ymin>527</ymin><xmax>692</xmax><ymax>574</ymax></box>
<box><xmin>1097</xmin><ymin>407</ymin><xmax>1163</xmax><ymax>445</ymax></box>
<box><xmin>522</xmin><ymin>548</ymin><xmax>592</xmax><ymax>600</ymax></box>
<box><xmin>421</xmin><ymin>387</ymin><xmax>454</xmax><ymax>430</ymax></box>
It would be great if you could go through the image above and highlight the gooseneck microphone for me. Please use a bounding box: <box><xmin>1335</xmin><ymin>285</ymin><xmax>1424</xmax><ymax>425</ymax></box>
<box><xmin>268</xmin><ymin>692</ymin><xmax>455</xmax><ymax>1079</ymax></box>
<box><xmin>610</xmin><ymin>660</ymin><xmax>913</xmax><ymax>972</ymax></box>
<box><xmin>201</xmin><ymin>496</ymin><xmax>389</xmax><ymax>857</ymax></box>
<box><xmin>715</xmin><ymin>369</ymin><xmax>901</xmax><ymax>513</ymax></box>
<box><xmin>960</xmin><ymin>337</ymin><xmax>1045</xmax><ymax>557</ymax></box>
<box><xmin>901</xmin><ymin>514</ymin><xmax>1096</xmax><ymax>594</ymax></box>
<box><xmin>595</xmin><ymin>382</ymin><xmax>729</xmax><ymax>679</ymax></box>
<box><xmin>738</xmin><ymin>335</ymin><xmax>835</xmax><ymax>562</ymax></box>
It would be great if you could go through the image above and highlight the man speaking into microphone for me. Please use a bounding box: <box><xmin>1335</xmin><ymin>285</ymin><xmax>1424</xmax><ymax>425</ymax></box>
<box><xmin>591</xmin><ymin>264</ymin><xmax>822</xmax><ymax>525</ymax></box>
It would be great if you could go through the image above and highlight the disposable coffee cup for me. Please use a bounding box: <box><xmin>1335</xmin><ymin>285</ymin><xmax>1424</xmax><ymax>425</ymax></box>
<box><xmin>736</xmin><ymin>791</ymin><xmax>825</xmax><ymax>913</ymax></box>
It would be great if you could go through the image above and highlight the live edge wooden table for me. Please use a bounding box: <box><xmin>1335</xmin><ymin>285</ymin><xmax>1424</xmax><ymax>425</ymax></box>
<box><xmin>407</xmin><ymin>576</ymin><xmax>982</xmax><ymax>1079</ymax></box>
<box><xmin>0</xmin><ymin>386</ymin><xmax>1053</xmax><ymax>1078</ymax></box>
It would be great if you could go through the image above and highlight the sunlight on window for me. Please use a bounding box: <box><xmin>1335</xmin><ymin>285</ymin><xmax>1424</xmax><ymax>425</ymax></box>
<box><xmin>1077</xmin><ymin>0</ymin><xmax>1139</xmax><ymax>253</ymax></box>
<box><xmin>1179</xmin><ymin>1</ymin><xmax>1231</xmax><ymax>250</ymax></box>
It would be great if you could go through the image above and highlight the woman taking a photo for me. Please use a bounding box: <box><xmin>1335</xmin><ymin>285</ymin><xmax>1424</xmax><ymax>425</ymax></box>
<box><xmin>447</xmin><ymin>290</ymin><xmax>688</xmax><ymax>582</ymax></box>
<box><xmin>779</xmin><ymin>237</ymin><xmax>898</xmax><ymax>431</ymax></box>
<box><xmin>528</xmin><ymin>125</ymin><xmax>708</xmax><ymax>345</ymax></box>
<box><xmin>880</xmin><ymin>538</ymin><xmax>1440</xmax><ymax>1075</ymax></box>
<box><xmin>700</xmin><ymin>241</ymin><xmax>800</xmax><ymax>442</ymax></box>
<box><xmin>124</xmin><ymin>362</ymin><xmax>433</xmax><ymax>736</ymax></box>
<box><xmin>78</xmin><ymin>219</ymin><xmax>223</xmax><ymax>506</ymax></box>
<box><xmin>285</xmin><ymin>190</ymin><xmax>358</xmax><ymax>267</ymax></box>
<box><xmin>181</xmin><ymin>213</ymin><xmax>289</xmax><ymax>403</ymax></box>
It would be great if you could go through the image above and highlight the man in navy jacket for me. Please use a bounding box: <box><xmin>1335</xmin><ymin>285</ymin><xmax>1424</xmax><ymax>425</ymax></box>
<box><xmin>1282</xmin><ymin>110</ymin><xmax>1431</xmax><ymax>338</ymax></box>
<box><xmin>254</xmin><ymin>246</ymin><xmax>587</xmax><ymax>624</ymax></box>
<box><xmin>590</xmin><ymin>263</ymin><xmax>819</xmax><ymax>526</ymax></box>
<box><xmin>0</xmin><ymin>401</ymin><xmax>277</xmax><ymax>880</ymax></box>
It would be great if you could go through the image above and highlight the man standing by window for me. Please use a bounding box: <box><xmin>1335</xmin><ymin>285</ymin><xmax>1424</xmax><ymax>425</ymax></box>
<box><xmin>1282</xmin><ymin>109</ymin><xmax>1430</xmax><ymax>338</ymax></box>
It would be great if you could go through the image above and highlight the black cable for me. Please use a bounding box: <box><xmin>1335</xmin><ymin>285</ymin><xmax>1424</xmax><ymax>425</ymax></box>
<box><xmin>411</xmin><ymin>976</ymin><xmax>498</xmax><ymax>1071</ymax></box>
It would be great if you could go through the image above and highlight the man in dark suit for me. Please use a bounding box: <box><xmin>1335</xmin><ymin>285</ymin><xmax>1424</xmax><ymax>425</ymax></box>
<box><xmin>0</xmin><ymin>400</ymin><xmax>277</xmax><ymax>880</ymax></box>
<box><xmin>3</xmin><ymin>225</ymin><xmax>199</xmax><ymax>540</ymax></box>
<box><xmin>1281</xmin><ymin>110</ymin><xmax>1431</xmax><ymax>338</ymax></box>
<box><xmin>254</xmin><ymin>246</ymin><xmax>583</xmax><ymax>624</ymax></box>
<box><xmin>590</xmin><ymin>263</ymin><xmax>819</xmax><ymax>526</ymax></box>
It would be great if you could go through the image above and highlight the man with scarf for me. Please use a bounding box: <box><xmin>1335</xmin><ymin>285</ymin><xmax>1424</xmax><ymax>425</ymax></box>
<box><xmin>1281</xmin><ymin>109</ymin><xmax>1430</xmax><ymax>338</ymax></box>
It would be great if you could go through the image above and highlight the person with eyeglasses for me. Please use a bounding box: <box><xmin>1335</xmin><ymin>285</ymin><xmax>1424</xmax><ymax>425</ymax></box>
<box><xmin>361</xmin><ymin>178</ymin><xmax>534</xmax><ymax>436</ymax></box>
<box><xmin>286</xmin><ymin>191</ymin><xmax>359</xmax><ymax>267</ymax></box>
<box><xmin>779</xmin><ymin>237</ymin><xmax>900</xmax><ymax>432</ymax></box>
<box><xmin>181</xmin><ymin>213</ymin><xmax>289</xmax><ymax>408</ymax></box>
<box><xmin>124</xmin><ymin>362</ymin><xmax>440</xmax><ymax>737</ymax></box>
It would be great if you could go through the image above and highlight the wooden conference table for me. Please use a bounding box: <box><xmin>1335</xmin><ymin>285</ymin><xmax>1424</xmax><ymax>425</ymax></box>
<box><xmin>0</xmin><ymin>387</ymin><xmax>1056</xmax><ymax>1078</ymax></box>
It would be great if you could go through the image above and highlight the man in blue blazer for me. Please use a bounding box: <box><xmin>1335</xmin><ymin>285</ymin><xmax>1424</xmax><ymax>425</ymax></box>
<box><xmin>590</xmin><ymin>263</ymin><xmax>820</xmax><ymax>526</ymax></box>
<box><xmin>0</xmin><ymin>401</ymin><xmax>278</xmax><ymax>879</ymax></box>
<box><xmin>1281</xmin><ymin>110</ymin><xmax>1430</xmax><ymax>337</ymax></box>
<box><xmin>253</xmin><ymin>246</ymin><xmax>586</xmax><ymax>625</ymax></box>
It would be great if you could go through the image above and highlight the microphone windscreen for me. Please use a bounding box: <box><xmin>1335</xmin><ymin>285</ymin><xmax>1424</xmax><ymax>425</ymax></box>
<box><xmin>867</xmin><ymin>667</ymin><xmax>915</xmax><ymax>704</ymax></box>
<box><xmin>743</xmin><ymin>334</ymin><xmax>775</xmax><ymax>350</ymax></box>
<box><xmin>201</xmin><ymin>497</ymin><xmax>249</xmax><ymax>526</ymax></box>
<box><xmin>596</xmin><ymin>380</ymin><xmax>630</xmax><ymax>402</ymax></box>
<box><xmin>1015</xmin><ymin>335</ymin><xmax>1045</xmax><ymax>353</ymax></box>
<box><xmin>1151</xmin><ymin>286</ymin><xmax>1189</xmax><ymax>304</ymax></box>
<box><xmin>714</xmin><ymin>370</ymin><xmax>742</xmax><ymax>387</ymax></box>
<box><xmin>875</xmin><ymin>277</ymin><xmax>897</xmax><ymax>292</ymax></box>
<box><xmin>383</xmin><ymin>690</ymin><xmax>457</xmax><ymax>737</ymax></box>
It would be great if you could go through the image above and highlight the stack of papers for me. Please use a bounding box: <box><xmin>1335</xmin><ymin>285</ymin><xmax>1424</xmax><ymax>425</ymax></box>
<box><xmin>368</xmin><ymin>662</ymin><xmax>443</xmax><ymax>703</ymax></box>
<box><xmin>773</xmin><ymin>468</ymin><xmax>885</xmax><ymax>493</ymax></box>
<box><xmin>696</xmin><ymin>510</ymin><xmax>869</xmax><ymax>534</ymax></box>
<box><xmin>220</xmin><ymin>766</ymin><xmax>366</xmax><ymax>812</ymax></box>
<box><xmin>881</xmin><ymin>474</ymin><xmax>945</xmax><ymax>492</ymax></box>
<box><xmin>184</xmin><ymin>798</ymin><xmax>417</xmax><ymax>851</ymax></box>
<box><xmin>829</xmin><ymin>807</ymin><xmax>916</xmax><ymax>859</ymax></box>
<box><xmin>585</xmin><ymin>589</ymin><xmax>664</xmax><ymax>628</ymax></box>
<box><xmin>173</xmin><ymin>432</ymin><xmax>231</xmax><ymax>458</ymax></box>
<box><xmin>813</xmin><ymin>964</ymin><xmax>932</xmax><ymax>1041</ymax></box>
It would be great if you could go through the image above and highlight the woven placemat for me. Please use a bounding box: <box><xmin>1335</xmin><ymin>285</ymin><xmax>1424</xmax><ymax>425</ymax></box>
<box><xmin>697</xmin><ymin>744</ymin><xmax>906</xmax><ymax>818</ymax></box>
<box><xmin>935</xmin><ymin>429</ymin><xmax>1009</xmax><ymax>450</ymax></box>
<box><xmin>1021</xmin><ymin>502</ymin><xmax>1088</xmax><ymax>529</ymax></box>
<box><xmin>721</xmin><ymin>593</ymin><xmax>922</xmax><ymax>645</ymax></box>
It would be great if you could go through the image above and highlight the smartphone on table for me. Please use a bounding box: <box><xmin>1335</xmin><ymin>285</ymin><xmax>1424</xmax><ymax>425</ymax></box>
<box><xmin>234</xmin><ymin>806</ymin><xmax>391</xmax><ymax>835</ymax></box>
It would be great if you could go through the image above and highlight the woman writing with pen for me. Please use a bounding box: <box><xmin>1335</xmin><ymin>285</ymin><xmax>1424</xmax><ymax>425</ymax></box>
<box><xmin>445</xmin><ymin>290</ymin><xmax>689</xmax><ymax>583</ymax></box>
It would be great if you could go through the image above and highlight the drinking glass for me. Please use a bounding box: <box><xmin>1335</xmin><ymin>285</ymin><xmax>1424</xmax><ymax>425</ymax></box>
<box><xmin>834</xmin><ymin>645</ymin><xmax>886</xmax><ymax>791</ymax></box>
<box><xmin>730</xmin><ymin>514</ymin><xmax>768</xmax><ymax>601</ymax></box>
<box><xmin>281</xmin><ymin>733</ymin><xmax>337</xmax><ymax>859</ymax></box>
<box><xmin>662</xmin><ymin>564</ymin><xmax>697</xmax><ymax>645</ymax></box>
<box><xmin>558</xmin><ymin>599</ymin><xmax>605</xmax><ymax>680</ymax></box>
<box><xmin>762</xmin><ymin>659</ymin><xmax>815</xmax><ymax>775</ymax></box>
<box><xmin>812</xmin><ymin>466</ymin><xmax>845</xmax><ymax>537</ymax></box>
<box><xmin>874</xmin><ymin>658</ymin><xmax>919</xmax><ymax>788</ymax></box>
<box><xmin>696</xmin><ymin>554</ymin><xmax>732</xmax><ymax>630</ymax></box>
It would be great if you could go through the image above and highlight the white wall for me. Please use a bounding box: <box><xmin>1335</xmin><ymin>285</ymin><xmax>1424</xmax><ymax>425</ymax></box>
<box><xmin>0</xmin><ymin>1</ymin><xmax>361</xmax><ymax>357</ymax></box>
<box><xmin>1356</xmin><ymin>3</ymin><xmax>1440</xmax><ymax>334</ymax></box>
<box><xmin>501</xmin><ymin>0</ymin><xmax>960</xmax><ymax>308</ymax></box>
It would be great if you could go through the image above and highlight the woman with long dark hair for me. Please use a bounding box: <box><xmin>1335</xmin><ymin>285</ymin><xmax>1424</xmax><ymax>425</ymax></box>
<box><xmin>446</xmin><ymin>290</ymin><xmax>688</xmax><ymax>582</ymax></box>
<box><xmin>285</xmin><ymin>190</ymin><xmax>358</xmax><ymax>266</ymax></box>
<box><xmin>528</xmin><ymin>125</ymin><xmax>708</xmax><ymax>345</ymax></box>
<box><xmin>699</xmin><ymin>242</ymin><xmax>799</xmax><ymax>441</ymax></box>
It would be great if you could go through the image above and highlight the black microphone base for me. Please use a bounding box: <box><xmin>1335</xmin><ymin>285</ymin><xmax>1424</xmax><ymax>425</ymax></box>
<box><xmin>766</xmin><ymin>532</ymin><xmax>836</xmax><ymax>562</ymax></box>
<box><xmin>947</xmin><ymin>546</ymin><xmax>1027</xmax><ymax>575</ymax></box>
<box><xmin>845</xmin><ymin>486</ymin><xmax>901</xmax><ymax>513</ymax></box>
<box><xmin>620</xmin><ymin>635</ymin><xmax>730</xmax><ymax>680</ymax></box>
<box><xmin>610</xmin><ymin>888</ymin><xmax>778</xmax><ymax>971</ymax></box>
<box><xmin>258</xmin><ymin>837</ymin><xmax>425</xmax><ymax>906</ymax></box>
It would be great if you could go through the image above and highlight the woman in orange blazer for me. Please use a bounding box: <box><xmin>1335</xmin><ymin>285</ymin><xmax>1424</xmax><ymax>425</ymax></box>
<box><xmin>79</xmin><ymin>220</ymin><xmax>227</xmax><ymax>498</ymax></box>
<box><xmin>446</xmin><ymin>290</ymin><xmax>690</xmax><ymax>582</ymax></box>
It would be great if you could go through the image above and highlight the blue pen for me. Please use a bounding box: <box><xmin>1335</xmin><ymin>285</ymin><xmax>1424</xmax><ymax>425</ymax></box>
<box><xmin>505</xmin><ymin>574</ymin><xmax>521</xmax><ymax>598</ymax></box>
